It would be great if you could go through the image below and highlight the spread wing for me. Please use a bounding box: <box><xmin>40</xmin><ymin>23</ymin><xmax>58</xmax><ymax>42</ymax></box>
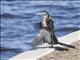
<box><xmin>33</xmin><ymin>22</ymin><xmax>42</xmax><ymax>31</ymax></box>
<box><xmin>31</xmin><ymin>29</ymin><xmax>52</xmax><ymax>47</ymax></box>
<box><xmin>31</xmin><ymin>32</ymin><xmax>44</xmax><ymax>47</ymax></box>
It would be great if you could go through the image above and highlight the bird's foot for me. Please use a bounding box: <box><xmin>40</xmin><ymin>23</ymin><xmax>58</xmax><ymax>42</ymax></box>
<box><xmin>49</xmin><ymin>45</ymin><xmax>53</xmax><ymax>48</ymax></box>
<box><xmin>53</xmin><ymin>44</ymin><xmax>63</xmax><ymax>48</ymax></box>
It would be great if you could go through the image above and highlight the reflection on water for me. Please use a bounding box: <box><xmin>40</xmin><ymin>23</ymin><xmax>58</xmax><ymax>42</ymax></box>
<box><xmin>1</xmin><ymin>1</ymin><xmax>80</xmax><ymax>60</ymax></box>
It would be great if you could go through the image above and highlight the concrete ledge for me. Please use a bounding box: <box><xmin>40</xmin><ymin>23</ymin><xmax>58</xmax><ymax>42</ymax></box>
<box><xmin>9</xmin><ymin>30</ymin><xmax>80</xmax><ymax>60</ymax></box>
<box><xmin>59</xmin><ymin>30</ymin><xmax>80</xmax><ymax>44</ymax></box>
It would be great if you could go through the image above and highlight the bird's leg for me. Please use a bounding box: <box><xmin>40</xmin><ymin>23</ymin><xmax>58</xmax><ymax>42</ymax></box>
<box><xmin>47</xmin><ymin>41</ymin><xmax>53</xmax><ymax>48</ymax></box>
<box><xmin>48</xmin><ymin>44</ymin><xmax>53</xmax><ymax>48</ymax></box>
<box><xmin>48</xmin><ymin>41</ymin><xmax>54</xmax><ymax>48</ymax></box>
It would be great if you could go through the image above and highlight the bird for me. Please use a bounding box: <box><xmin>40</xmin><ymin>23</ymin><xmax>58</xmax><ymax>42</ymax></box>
<box><xmin>32</xmin><ymin>11</ymin><xmax>59</xmax><ymax>48</ymax></box>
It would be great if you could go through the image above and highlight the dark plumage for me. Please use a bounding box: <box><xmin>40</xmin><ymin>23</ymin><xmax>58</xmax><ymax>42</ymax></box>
<box><xmin>32</xmin><ymin>11</ymin><xmax>58</xmax><ymax>47</ymax></box>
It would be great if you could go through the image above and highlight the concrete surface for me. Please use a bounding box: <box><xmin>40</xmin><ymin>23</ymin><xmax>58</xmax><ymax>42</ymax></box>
<box><xmin>9</xmin><ymin>30</ymin><xmax>80</xmax><ymax>60</ymax></box>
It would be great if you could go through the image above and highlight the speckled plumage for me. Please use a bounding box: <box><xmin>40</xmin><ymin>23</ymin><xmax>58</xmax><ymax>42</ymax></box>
<box><xmin>32</xmin><ymin>11</ymin><xmax>58</xmax><ymax>47</ymax></box>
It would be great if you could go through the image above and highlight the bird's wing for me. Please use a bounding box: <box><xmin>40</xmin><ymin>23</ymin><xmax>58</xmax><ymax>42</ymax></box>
<box><xmin>52</xmin><ymin>34</ymin><xmax>59</xmax><ymax>44</ymax></box>
<box><xmin>31</xmin><ymin>32</ymin><xmax>44</xmax><ymax>47</ymax></box>
<box><xmin>48</xmin><ymin>19</ymin><xmax>55</xmax><ymax>33</ymax></box>
<box><xmin>33</xmin><ymin>22</ymin><xmax>42</xmax><ymax>31</ymax></box>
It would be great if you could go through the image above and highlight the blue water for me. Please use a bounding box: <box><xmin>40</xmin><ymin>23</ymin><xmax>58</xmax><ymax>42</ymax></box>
<box><xmin>1</xmin><ymin>1</ymin><xmax>80</xmax><ymax>60</ymax></box>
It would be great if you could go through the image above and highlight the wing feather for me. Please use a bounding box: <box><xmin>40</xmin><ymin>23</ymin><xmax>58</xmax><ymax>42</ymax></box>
<box><xmin>32</xmin><ymin>32</ymin><xmax>44</xmax><ymax>47</ymax></box>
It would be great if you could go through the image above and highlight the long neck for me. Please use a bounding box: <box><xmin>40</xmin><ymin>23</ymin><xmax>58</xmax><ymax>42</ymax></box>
<box><xmin>42</xmin><ymin>16</ymin><xmax>49</xmax><ymax>27</ymax></box>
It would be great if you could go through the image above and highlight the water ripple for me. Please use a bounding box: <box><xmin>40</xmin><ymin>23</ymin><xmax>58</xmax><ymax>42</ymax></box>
<box><xmin>1</xmin><ymin>1</ymin><xmax>80</xmax><ymax>60</ymax></box>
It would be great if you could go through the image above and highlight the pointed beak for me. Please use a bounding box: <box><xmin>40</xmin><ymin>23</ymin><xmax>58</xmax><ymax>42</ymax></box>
<box><xmin>36</xmin><ymin>13</ymin><xmax>43</xmax><ymax>16</ymax></box>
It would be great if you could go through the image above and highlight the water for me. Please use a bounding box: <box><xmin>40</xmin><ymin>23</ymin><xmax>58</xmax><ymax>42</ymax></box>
<box><xmin>1</xmin><ymin>1</ymin><xmax>80</xmax><ymax>60</ymax></box>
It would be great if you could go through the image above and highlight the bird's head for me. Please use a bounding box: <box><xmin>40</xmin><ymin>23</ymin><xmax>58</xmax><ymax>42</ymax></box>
<box><xmin>36</xmin><ymin>11</ymin><xmax>49</xmax><ymax>20</ymax></box>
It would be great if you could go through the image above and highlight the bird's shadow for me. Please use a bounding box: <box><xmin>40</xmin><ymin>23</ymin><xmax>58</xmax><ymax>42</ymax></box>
<box><xmin>53</xmin><ymin>47</ymin><xmax>69</xmax><ymax>51</ymax></box>
<box><xmin>29</xmin><ymin>46</ymin><xmax>69</xmax><ymax>51</ymax></box>
<box><xmin>28</xmin><ymin>42</ymin><xmax>76</xmax><ymax>51</ymax></box>
<box><xmin>53</xmin><ymin>42</ymin><xmax>76</xmax><ymax>51</ymax></box>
